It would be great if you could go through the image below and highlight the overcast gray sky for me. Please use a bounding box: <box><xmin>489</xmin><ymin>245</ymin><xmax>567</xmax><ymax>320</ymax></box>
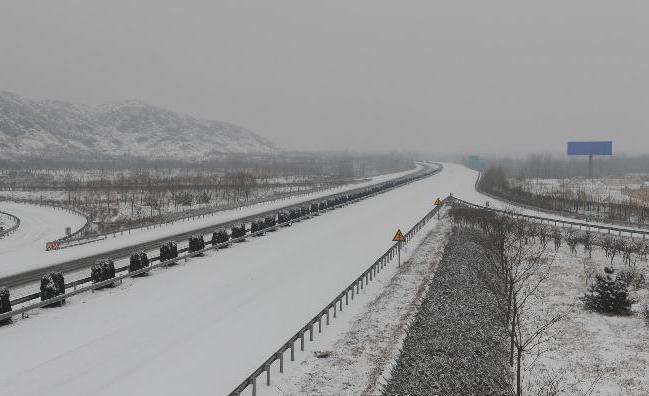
<box><xmin>1</xmin><ymin>1</ymin><xmax>647</xmax><ymax>155</ymax></box>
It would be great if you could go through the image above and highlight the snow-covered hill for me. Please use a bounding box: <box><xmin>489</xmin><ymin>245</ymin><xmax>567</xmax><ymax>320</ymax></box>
<box><xmin>0</xmin><ymin>91</ymin><xmax>275</xmax><ymax>161</ymax></box>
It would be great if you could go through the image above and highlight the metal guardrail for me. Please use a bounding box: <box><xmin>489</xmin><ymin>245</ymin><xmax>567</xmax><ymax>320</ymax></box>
<box><xmin>227</xmin><ymin>197</ymin><xmax>449</xmax><ymax>396</ymax></box>
<box><xmin>0</xmin><ymin>210</ymin><xmax>20</xmax><ymax>239</ymax></box>
<box><xmin>451</xmin><ymin>196</ymin><xmax>649</xmax><ymax>240</ymax></box>
<box><xmin>3</xmin><ymin>163</ymin><xmax>443</xmax><ymax>310</ymax></box>
<box><xmin>473</xmin><ymin>171</ymin><xmax>649</xmax><ymax>232</ymax></box>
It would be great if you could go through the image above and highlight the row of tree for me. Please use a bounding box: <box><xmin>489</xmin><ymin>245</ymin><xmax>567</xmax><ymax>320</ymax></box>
<box><xmin>448</xmin><ymin>204</ymin><xmax>639</xmax><ymax>395</ymax></box>
<box><xmin>480</xmin><ymin>165</ymin><xmax>649</xmax><ymax>225</ymax></box>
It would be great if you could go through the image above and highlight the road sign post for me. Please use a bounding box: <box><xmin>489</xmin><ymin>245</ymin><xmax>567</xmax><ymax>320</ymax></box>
<box><xmin>434</xmin><ymin>198</ymin><xmax>443</xmax><ymax>218</ymax></box>
<box><xmin>392</xmin><ymin>229</ymin><xmax>406</xmax><ymax>267</ymax></box>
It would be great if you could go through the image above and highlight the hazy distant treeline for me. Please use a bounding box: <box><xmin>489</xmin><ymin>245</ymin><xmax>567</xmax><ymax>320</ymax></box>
<box><xmin>0</xmin><ymin>152</ymin><xmax>414</xmax><ymax>182</ymax></box>
<box><xmin>485</xmin><ymin>154</ymin><xmax>649</xmax><ymax>179</ymax></box>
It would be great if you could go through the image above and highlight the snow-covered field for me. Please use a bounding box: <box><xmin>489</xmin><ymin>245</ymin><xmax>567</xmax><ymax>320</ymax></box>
<box><xmin>0</xmin><ymin>202</ymin><xmax>86</xmax><ymax>263</ymax></box>
<box><xmin>525</xmin><ymin>243</ymin><xmax>649</xmax><ymax>395</ymax></box>
<box><xmin>0</xmin><ymin>165</ymin><xmax>424</xmax><ymax>279</ymax></box>
<box><xmin>0</xmin><ymin>162</ymin><xmax>462</xmax><ymax>396</ymax></box>
<box><xmin>513</xmin><ymin>177</ymin><xmax>649</xmax><ymax>204</ymax></box>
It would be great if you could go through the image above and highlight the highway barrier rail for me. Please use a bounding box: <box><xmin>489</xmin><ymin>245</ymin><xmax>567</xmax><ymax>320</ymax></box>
<box><xmin>0</xmin><ymin>210</ymin><xmax>20</xmax><ymax>239</ymax></box>
<box><xmin>227</xmin><ymin>196</ymin><xmax>450</xmax><ymax>396</ymax></box>
<box><xmin>0</xmin><ymin>163</ymin><xmax>443</xmax><ymax>317</ymax></box>
<box><xmin>450</xmin><ymin>196</ymin><xmax>649</xmax><ymax>240</ymax></box>
<box><xmin>473</xmin><ymin>172</ymin><xmax>649</xmax><ymax>232</ymax></box>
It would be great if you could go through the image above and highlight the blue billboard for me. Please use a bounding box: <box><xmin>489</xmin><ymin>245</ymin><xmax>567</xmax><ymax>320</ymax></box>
<box><xmin>567</xmin><ymin>141</ymin><xmax>612</xmax><ymax>156</ymax></box>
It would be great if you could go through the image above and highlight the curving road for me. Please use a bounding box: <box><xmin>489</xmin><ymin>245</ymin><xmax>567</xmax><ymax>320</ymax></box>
<box><xmin>0</xmin><ymin>202</ymin><xmax>86</xmax><ymax>273</ymax></box>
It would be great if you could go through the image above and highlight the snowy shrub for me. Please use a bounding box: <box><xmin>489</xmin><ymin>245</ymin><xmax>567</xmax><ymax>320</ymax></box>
<box><xmin>277</xmin><ymin>211</ymin><xmax>290</xmax><ymax>224</ymax></box>
<box><xmin>0</xmin><ymin>287</ymin><xmax>11</xmax><ymax>324</ymax></box>
<box><xmin>211</xmin><ymin>229</ymin><xmax>230</xmax><ymax>246</ymax></box>
<box><xmin>40</xmin><ymin>272</ymin><xmax>66</xmax><ymax>306</ymax></box>
<box><xmin>289</xmin><ymin>208</ymin><xmax>301</xmax><ymax>220</ymax></box>
<box><xmin>128</xmin><ymin>251</ymin><xmax>149</xmax><ymax>274</ymax></box>
<box><xmin>264</xmin><ymin>215</ymin><xmax>276</xmax><ymax>229</ymax></box>
<box><xmin>300</xmin><ymin>206</ymin><xmax>309</xmax><ymax>216</ymax></box>
<box><xmin>231</xmin><ymin>224</ymin><xmax>247</xmax><ymax>239</ymax></box>
<box><xmin>188</xmin><ymin>234</ymin><xmax>205</xmax><ymax>254</ymax></box>
<box><xmin>583</xmin><ymin>269</ymin><xmax>635</xmax><ymax>315</ymax></box>
<box><xmin>616</xmin><ymin>268</ymin><xmax>646</xmax><ymax>290</ymax></box>
<box><xmin>310</xmin><ymin>203</ymin><xmax>319</xmax><ymax>213</ymax></box>
<box><xmin>250</xmin><ymin>219</ymin><xmax>265</xmax><ymax>235</ymax></box>
<box><xmin>91</xmin><ymin>259</ymin><xmax>116</xmax><ymax>287</ymax></box>
<box><xmin>318</xmin><ymin>202</ymin><xmax>327</xmax><ymax>211</ymax></box>
<box><xmin>160</xmin><ymin>241</ymin><xmax>178</xmax><ymax>262</ymax></box>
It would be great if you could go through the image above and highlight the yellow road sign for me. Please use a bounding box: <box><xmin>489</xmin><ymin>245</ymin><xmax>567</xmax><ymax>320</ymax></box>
<box><xmin>392</xmin><ymin>229</ymin><xmax>406</xmax><ymax>242</ymax></box>
<box><xmin>434</xmin><ymin>198</ymin><xmax>443</xmax><ymax>206</ymax></box>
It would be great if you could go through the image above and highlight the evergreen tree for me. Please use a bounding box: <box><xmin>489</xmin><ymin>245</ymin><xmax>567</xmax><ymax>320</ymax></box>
<box><xmin>583</xmin><ymin>270</ymin><xmax>634</xmax><ymax>315</ymax></box>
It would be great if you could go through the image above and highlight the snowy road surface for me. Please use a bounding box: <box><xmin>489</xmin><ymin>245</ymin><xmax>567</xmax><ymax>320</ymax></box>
<box><xmin>2</xmin><ymin>162</ymin><xmax>642</xmax><ymax>396</ymax></box>
<box><xmin>0</xmin><ymin>165</ymin><xmax>424</xmax><ymax>280</ymax></box>
<box><xmin>0</xmin><ymin>202</ymin><xmax>86</xmax><ymax>268</ymax></box>
<box><xmin>5</xmin><ymin>163</ymin><xmax>635</xmax><ymax>396</ymax></box>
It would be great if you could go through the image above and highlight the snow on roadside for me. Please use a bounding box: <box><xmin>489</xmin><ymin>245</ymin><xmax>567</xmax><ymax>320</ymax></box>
<box><xmin>524</xmin><ymin>245</ymin><xmax>649</xmax><ymax>395</ymax></box>
<box><xmin>0</xmin><ymin>164</ymin><xmax>428</xmax><ymax>279</ymax></box>
<box><xmin>265</xmin><ymin>219</ymin><xmax>451</xmax><ymax>396</ymax></box>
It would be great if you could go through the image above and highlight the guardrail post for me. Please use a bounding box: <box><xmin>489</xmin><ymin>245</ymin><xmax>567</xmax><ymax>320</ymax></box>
<box><xmin>333</xmin><ymin>301</ymin><xmax>337</xmax><ymax>318</ymax></box>
<box><xmin>251</xmin><ymin>377</ymin><xmax>257</xmax><ymax>396</ymax></box>
<box><xmin>326</xmin><ymin>308</ymin><xmax>330</xmax><ymax>324</ymax></box>
<box><xmin>318</xmin><ymin>316</ymin><xmax>322</xmax><ymax>333</ymax></box>
<box><xmin>280</xmin><ymin>350</ymin><xmax>284</xmax><ymax>373</ymax></box>
<box><xmin>290</xmin><ymin>342</ymin><xmax>295</xmax><ymax>361</ymax></box>
<box><xmin>300</xmin><ymin>331</ymin><xmax>305</xmax><ymax>351</ymax></box>
<box><xmin>309</xmin><ymin>323</ymin><xmax>314</xmax><ymax>341</ymax></box>
<box><xmin>345</xmin><ymin>291</ymin><xmax>349</xmax><ymax>305</ymax></box>
<box><xmin>266</xmin><ymin>364</ymin><xmax>271</xmax><ymax>385</ymax></box>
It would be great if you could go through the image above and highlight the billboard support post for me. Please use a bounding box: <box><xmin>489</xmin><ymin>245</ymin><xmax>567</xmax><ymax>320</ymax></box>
<box><xmin>567</xmin><ymin>141</ymin><xmax>612</xmax><ymax>179</ymax></box>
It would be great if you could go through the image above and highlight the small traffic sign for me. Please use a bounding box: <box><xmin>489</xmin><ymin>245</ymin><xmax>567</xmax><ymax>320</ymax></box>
<box><xmin>392</xmin><ymin>229</ymin><xmax>406</xmax><ymax>242</ymax></box>
<box><xmin>434</xmin><ymin>198</ymin><xmax>443</xmax><ymax>206</ymax></box>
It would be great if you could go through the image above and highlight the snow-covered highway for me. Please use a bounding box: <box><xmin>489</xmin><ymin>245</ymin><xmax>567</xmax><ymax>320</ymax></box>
<box><xmin>0</xmin><ymin>163</ymin><xmax>478</xmax><ymax>396</ymax></box>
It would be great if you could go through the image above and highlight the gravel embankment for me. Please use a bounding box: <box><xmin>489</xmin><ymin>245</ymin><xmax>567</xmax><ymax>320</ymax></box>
<box><xmin>383</xmin><ymin>230</ymin><xmax>510</xmax><ymax>396</ymax></box>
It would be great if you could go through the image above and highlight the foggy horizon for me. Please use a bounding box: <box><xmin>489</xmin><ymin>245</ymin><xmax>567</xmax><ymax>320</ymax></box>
<box><xmin>1</xmin><ymin>1</ymin><xmax>647</xmax><ymax>155</ymax></box>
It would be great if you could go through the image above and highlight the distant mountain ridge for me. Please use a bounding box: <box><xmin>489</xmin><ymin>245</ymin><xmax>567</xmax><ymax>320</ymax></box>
<box><xmin>0</xmin><ymin>91</ymin><xmax>276</xmax><ymax>161</ymax></box>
